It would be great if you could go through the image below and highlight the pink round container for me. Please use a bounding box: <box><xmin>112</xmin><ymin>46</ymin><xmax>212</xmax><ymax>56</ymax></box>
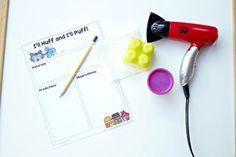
<box><xmin>147</xmin><ymin>68</ymin><xmax>174</xmax><ymax>95</ymax></box>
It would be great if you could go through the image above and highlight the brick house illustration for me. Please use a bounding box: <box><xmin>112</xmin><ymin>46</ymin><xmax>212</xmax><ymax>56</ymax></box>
<box><xmin>120</xmin><ymin>110</ymin><xmax>130</xmax><ymax>121</ymax></box>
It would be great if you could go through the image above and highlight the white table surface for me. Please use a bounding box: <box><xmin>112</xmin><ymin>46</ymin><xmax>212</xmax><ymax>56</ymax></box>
<box><xmin>0</xmin><ymin>0</ymin><xmax>234</xmax><ymax>156</ymax></box>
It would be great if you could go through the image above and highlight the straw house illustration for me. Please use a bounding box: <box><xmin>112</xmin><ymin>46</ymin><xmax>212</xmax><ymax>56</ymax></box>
<box><xmin>104</xmin><ymin>116</ymin><xmax>113</xmax><ymax>128</ymax></box>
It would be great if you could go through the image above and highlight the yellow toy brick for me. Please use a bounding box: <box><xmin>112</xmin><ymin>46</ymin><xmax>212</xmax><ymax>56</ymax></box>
<box><xmin>124</xmin><ymin>38</ymin><xmax>155</xmax><ymax>70</ymax></box>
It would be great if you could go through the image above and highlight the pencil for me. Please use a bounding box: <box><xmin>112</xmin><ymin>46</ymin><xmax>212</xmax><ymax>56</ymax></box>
<box><xmin>59</xmin><ymin>36</ymin><xmax>98</xmax><ymax>97</ymax></box>
<box><xmin>0</xmin><ymin>0</ymin><xmax>9</xmax><ymax>99</ymax></box>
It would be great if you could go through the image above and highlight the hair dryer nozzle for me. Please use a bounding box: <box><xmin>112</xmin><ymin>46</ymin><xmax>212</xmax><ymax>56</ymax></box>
<box><xmin>147</xmin><ymin>12</ymin><xmax>169</xmax><ymax>42</ymax></box>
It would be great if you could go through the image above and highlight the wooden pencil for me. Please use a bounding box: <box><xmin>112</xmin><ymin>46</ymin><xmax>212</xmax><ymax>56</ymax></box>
<box><xmin>0</xmin><ymin>0</ymin><xmax>9</xmax><ymax>99</ymax></box>
<box><xmin>59</xmin><ymin>36</ymin><xmax>98</xmax><ymax>97</ymax></box>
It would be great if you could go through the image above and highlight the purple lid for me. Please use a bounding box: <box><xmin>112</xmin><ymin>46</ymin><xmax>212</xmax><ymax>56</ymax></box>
<box><xmin>147</xmin><ymin>68</ymin><xmax>174</xmax><ymax>95</ymax></box>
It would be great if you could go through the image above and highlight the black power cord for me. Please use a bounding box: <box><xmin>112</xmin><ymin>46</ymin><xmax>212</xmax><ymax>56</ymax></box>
<box><xmin>183</xmin><ymin>84</ymin><xmax>195</xmax><ymax>157</ymax></box>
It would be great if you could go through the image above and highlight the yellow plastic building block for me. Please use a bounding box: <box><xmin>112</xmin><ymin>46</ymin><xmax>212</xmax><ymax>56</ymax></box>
<box><xmin>124</xmin><ymin>38</ymin><xmax>155</xmax><ymax>70</ymax></box>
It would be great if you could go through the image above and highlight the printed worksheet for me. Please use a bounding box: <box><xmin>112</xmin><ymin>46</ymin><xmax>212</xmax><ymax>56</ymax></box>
<box><xmin>22</xmin><ymin>22</ymin><xmax>132</xmax><ymax>146</ymax></box>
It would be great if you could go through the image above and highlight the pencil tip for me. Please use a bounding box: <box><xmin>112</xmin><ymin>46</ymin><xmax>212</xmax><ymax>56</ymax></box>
<box><xmin>93</xmin><ymin>36</ymin><xmax>98</xmax><ymax>42</ymax></box>
<box><xmin>59</xmin><ymin>94</ymin><xmax>63</xmax><ymax>98</ymax></box>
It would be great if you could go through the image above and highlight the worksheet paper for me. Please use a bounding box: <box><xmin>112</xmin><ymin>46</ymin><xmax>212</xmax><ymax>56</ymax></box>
<box><xmin>21</xmin><ymin>21</ymin><xmax>132</xmax><ymax>146</ymax></box>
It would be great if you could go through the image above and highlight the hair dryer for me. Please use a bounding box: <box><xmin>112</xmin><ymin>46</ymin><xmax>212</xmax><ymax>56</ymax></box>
<box><xmin>147</xmin><ymin>12</ymin><xmax>218</xmax><ymax>86</ymax></box>
<box><xmin>146</xmin><ymin>12</ymin><xmax>218</xmax><ymax>157</ymax></box>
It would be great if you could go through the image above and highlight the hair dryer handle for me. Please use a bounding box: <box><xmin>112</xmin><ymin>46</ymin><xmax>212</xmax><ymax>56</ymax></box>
<box><xmin>180</xmin><ymin>45</ymin><xmax>199</xmax><ymax>86</ymax></box>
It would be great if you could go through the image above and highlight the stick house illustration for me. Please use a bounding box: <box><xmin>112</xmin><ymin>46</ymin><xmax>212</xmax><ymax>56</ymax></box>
<box><xmin>112</xmin><ymin>112</ymin><xmax>122</xmax><ymax>125</ymax></box>
<box><xmin>104</xmin><ymin>110</ymin><xmax>130</xmax><ymax>128</ymax></box>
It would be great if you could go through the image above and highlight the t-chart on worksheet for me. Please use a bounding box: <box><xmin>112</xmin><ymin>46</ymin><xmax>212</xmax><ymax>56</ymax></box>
<box><xmin>22</xmin><ymin>22</ymin><xmax>133</xmax><ymax>146</ymax></box>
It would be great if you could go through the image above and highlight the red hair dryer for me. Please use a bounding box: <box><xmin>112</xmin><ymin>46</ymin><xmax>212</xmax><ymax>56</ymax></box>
<box><xmin>147</xmin><ymin>12</ymin><xmax>218</xmax><ymax>86</ymax></box>
<box><xmin>146</xmin><ymin>12</ymin><xmax>218</xmax><ymax>157</ymax></box>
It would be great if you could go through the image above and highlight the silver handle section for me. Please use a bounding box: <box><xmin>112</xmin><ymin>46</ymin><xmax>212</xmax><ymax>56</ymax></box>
<box><xmin>180</xmin><ymin>46</ymin><xmax>199</xmax><ymax>86</ymax></box>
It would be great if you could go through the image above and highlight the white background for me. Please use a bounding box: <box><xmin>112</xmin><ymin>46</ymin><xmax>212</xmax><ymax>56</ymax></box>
<box><xmin>0</xmin><ymin>0</ymin><xmax>234</xmax><ymax>157</ymax></box>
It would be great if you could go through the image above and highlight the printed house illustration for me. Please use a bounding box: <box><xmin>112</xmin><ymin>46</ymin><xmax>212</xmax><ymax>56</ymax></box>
<box><xmin>120</xmin><ymin>110</ymin><xmax>130</xmax><ymax>121</ymax></box>
<box><xmin>104</xmin><ymin>116</ymin><xmax>113</xmax><ymax>128</ymax></box>
<box><xmin>104</xmin><ymin>110</ymin><xmax>130</xmax><ymax>128</ymax></box>
<box><xmin>111</xmin><ymin>112</ymin><xmax>122</xmax><ymax>125</ymax></box>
